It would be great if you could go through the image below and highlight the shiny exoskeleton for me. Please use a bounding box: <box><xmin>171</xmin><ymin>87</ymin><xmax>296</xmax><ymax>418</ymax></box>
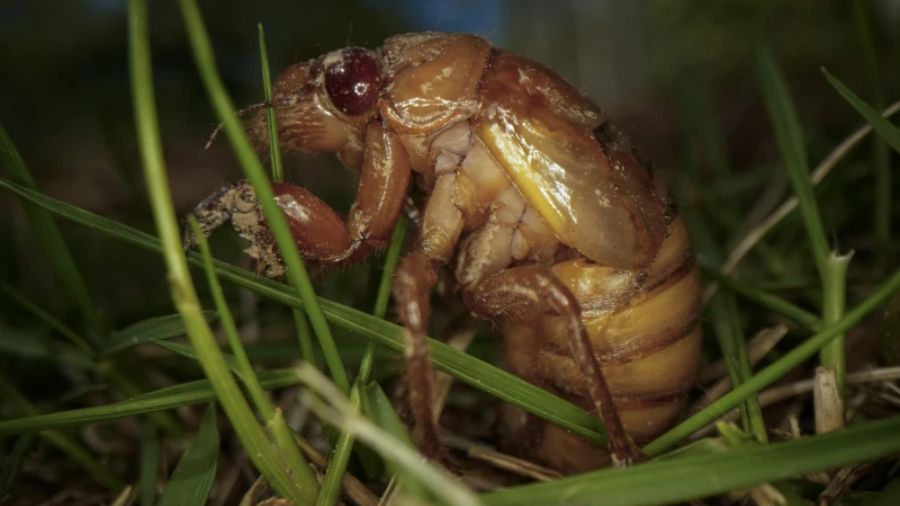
<box><xmin>186</xmin><ymin>32</ymin><xmax>701</xmax><ymax>472</ymax></box>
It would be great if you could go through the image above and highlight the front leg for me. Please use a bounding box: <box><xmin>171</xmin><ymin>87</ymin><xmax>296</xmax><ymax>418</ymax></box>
<box><xmin>466</xmin><ymin>265</ymin><xmax>641</xmax><ymax>466</ymax></box>
<box><xmin>185</xmin><ymin>120</ymin><xmax>410</xmax><ymax>274</ymax></box>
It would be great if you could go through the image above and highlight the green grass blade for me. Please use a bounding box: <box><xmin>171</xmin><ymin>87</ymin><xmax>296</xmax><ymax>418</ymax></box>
<box><xmin>822</xmin><ymin>69</ymin><xmax>900</xmax><ymax>154</ymax></box>
<box><xmin>644</xmin><ymin>265</ymin><xmax>900</xmax><ymax>456</ymax></box>
<box><xmin>258</xmin><ymin>23</ymin><xmax>283</xmax><ymax>184</ymax></box>
<box><xmin>0</xmin><ymin>369</ymin><xmax>303</xmax><ymax>435</ymax></box>
<box><xmin>0</xmin><ymin>178</ymin><xmax>607</xmax><ymax>444</ymax></box>
<box><xmin>296</xmin><ymin>364</ymin><xmax>480</xmax><ymax>506</ymax></box>
<box><xmin>362</xmin><ymin>214</ymin><xmax>407</xmax><ymax>381</ymax></box>
<box><xmin>361</xmin><ymin>382</ymin><xmax>429</xmax><ymax>500</ymax></box>
<box><xmin>188</xmin><ymin>216</ymin><xmax>318</xmax><ymax>494</ymax></box>
<box><xmin>0</xmin><ymin>124</ymin><xmax>106</xmax><ymax>340</ymax></box>
<box><xmin>178</xmin><ymin>0</ymin><xmax>349</xmax><ymax>394</ymax></box>
<box><xmin>851</xmin><ymin>0</ymin><xmax>892</xmax><ymax>267</ymax></box>
<box><xmin>756</xmin><ymin>48</ymin><xmax>830</xmax><ymax>273</ymax></box>
<box><xmin>0</xmin><ymin>433</ymin><xmax>35</xmax><ymax>495</ymax></box>
<box><xmin>372</xmin><ymin>216</ymin><xmax>408</xmax><ymax>321</ymax></box>
<box><xmin>0</xmin><ymin>373</ymin><xmax>123</xmax><ymax>489</ymax></box>
<box><xmin>0</xmin><ymin>322</ymin><xmax>93</xmax><ymax>367</ymax></box>
<box><xmin>708</xmin><ymin>294</ymin><xmax>767</xmax><ymax>442</ymax></box>
<box><xmin>105</xmin><ymin>312</ymin><xmax>217</xmax><ymax>354</ymax></box>
<box><xmin>317</xmin><ymin>393</ymin><xmax>360</xmax><ymax>506</ymax></box>
<box><xmin>757</xmin><ymin>48</ymin><xmax>847</xmax><ymax>400</ymax></box>
<box><xmin>188</xmin><ymin>216</ymin><xmax>272</xmax><ymax>412</ymax></box>
<box><xmin>318</xmin><ymin>215</ymin><xmax>408</xmax><ymax>506</ymax></box>
<box><xmin>1</xmin><ymin>282</ymin><xmax>95</xmax><ymax>355</ymax></box>
<box><xmin>156</xmin><ymin>340</ymin><xmax>239</xmax><ymax>372</ymax></box>
<box><xmin>699</xmin><ymin>264</ymin><xmax>821</xmax><ymax>330</ymax></box>
<box><xmin>158</xmin><ymin>405</ymin><xmax>219</xmax><ymax>506</ymax></box>
<box><xmin>484</xmin><ymin>416</ymin><xmax>900</xmax><ymax>506</ymax></box>
<box><xmin>256</xmin><ymin>23</ymin><xmax>315</xmax><ymax>366</ymax></box>
<box><xmin>140</xmin><ymin>423</ymin><xmax>160</xmax><ymax>506</ymax></box>
<box><xmin>128</xmin><ymin>1</ymin><xmax>312</xmax><ymax>501</ymax></box>
<box><xmin>688</xmin><ymin>212</ymin><xmax>767</xmax><ymax>443</ymax></box>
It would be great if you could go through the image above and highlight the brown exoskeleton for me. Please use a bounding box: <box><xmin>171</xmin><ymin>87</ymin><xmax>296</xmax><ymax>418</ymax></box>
<box><xmin>186</xmin><ymin>33</ymin><xmax>702</xmax><ymax>472</ymax></box>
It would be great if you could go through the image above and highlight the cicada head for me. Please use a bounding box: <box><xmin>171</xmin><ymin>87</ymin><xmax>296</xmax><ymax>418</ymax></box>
<box><xmin>249</xmin><ymin>48</ymin><xmax>384</xmax><ymax>159</ymax></box>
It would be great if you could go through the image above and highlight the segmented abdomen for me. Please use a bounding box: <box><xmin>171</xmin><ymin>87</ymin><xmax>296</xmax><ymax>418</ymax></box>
<box><xmin>501</xmin><ymin>213</ymin><xmax>702</xmax><ymax>472</ymax></box>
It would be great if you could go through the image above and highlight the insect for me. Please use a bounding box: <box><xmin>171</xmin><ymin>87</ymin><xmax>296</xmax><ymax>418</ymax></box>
<box><xmin>185</xmin><ymin>32</ymin><xmax>702</xmax><ymax>472</ymax></box>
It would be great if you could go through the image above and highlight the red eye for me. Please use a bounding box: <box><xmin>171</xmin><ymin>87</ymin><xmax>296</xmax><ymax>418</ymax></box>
<box><xmin>324</xmin><ymin>48</ymin><xmax>382</xmax><ymax>116</ymax></box>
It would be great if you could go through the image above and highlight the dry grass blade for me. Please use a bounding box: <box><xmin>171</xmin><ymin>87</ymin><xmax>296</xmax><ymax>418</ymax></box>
<box><xmin>699</xmin><ymin>324</ymin><xmax>789</xmax><ymax>384</ymax></box>
<box><xmin>814</xmin><ymin>367</ymin><xmax>845</xmax><ymax>434</ymax></box>
<box><xmin>693</xmin><ymin>366</ymin><xmax>900</xmax><ymax>438</ymax></box>
<box><xmin>691</xmin><ymin>325</ymin><xmax>789</xmax><ymax>413</ymax></box>
<box><xmin>442</xmin><ymin>434</ymin><xmax>563</xmax><ymax>483</ymax></box>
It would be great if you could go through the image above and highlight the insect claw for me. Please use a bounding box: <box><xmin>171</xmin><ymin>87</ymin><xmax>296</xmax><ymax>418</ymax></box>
<box><xmin>324</xmin><ymin>236</ymin><xmax>366</xmax><ymax>264</ymax></box>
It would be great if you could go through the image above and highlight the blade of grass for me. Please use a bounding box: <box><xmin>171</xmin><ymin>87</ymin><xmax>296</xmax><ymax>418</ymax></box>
<box><xmin>682</xmin><ymin>202</ymin><xmax>767</xmax><ymax>442</ymax></box>
<box><xmin>0</xmin><ymin>433</ymin><xmax>35</xmax><ymax>495</ymax></box>
<box><xmin>140</xmin><ymin>423</ymin><xmax>160</xmax><ymax>506</ymax></box>
<box><xmin>317</xmin><ymin>394</ymin><xmax>361</xmax><ymax>506</ymax></box>
<box><xmin>0</xmin><ymin>178</ymin><xmax>606</xmax><ymax>444</ymax></box>
<box><xmin>484</xmin><ymin>415</ymin><xmax>900</xmax><ymax>506</ymax></box>
<box><xmin>0</xmin><ymin>323</ymin><xmax>93</xmax><ymax>367</ymax></box>
<box><xmin>105</xmin><ymin>312</ymin><xmax>217</xmax><ymax>354</ymax></box>
<box><xmin>708</xmin><ymin>98</ymin><xmax>900</xmax><ymax>302</ymax></box>
<box><xmin>188</xmin><ymin>215</ymin><xmax>318</xmax><ymax>494</ymax></box>
<box><xmin>708</xmin><ymin>293</ymin><xmax>767</xmax><ymax>442</ymax></box>
<box><xmin>128</xmin><ymin>1</ymin><xmax>312</xmax><ymax>502</ymax></box>
<box><xmin>295</xmin><ymin>364</ymin><xmax>480</xmax><ymax>506</ymax></box>
<box><xmin>363</xmin><ymin>215</ymin><xmax>407</xmax><ymax>381</ymax></box>
<box><xmin>156</xmin><ymin>340</ymin><xmax>240</xmax><ymax>371</ymax></box>
<box><xmin>0</xmin><ymin>373</ymin><xmax>123</xmax><ymax>489</ymax></box>
<box><xmin>0</xmin><ymin>199</ymin><xmax>179</xmax><ymax>433</ymax></box>
<box><xmin>1</xmin><ymin>282</ymin><xmax>94</xmax><ymax>355</ymax></box>
<box><xmin>699</xmin><ymin>263</ymin><xmax>821</xmax><ymax>330</ymax></box>
<box><xmin>258</xmin><ymin>23</ymin><xmax>283</xmax><ymax>184</ymax></box>
<box><xmin>644</xmin><ymin>265</ymin><xmax>900</xmax><ymax>456</ymax></box>
<box><xmin>851</xmin><ymin>0</ymin><xmax>892</xmax><ymax>269</ymax></box>
<box><xmin>0</xmin><ymin>125</ymin><xmax>106</xmax><ymax>339</ymax></box>
<box><xmin>756</xmin><ymin>49</ymin><xmax>830</xmax><ymax>275</ymax></box>
<box><xmin>256</xmin><ymin>22</ymin><xmax>316</xmax><ymax>367</ymax></box>
<box><xmin>158</xmin><ymin>405</ymin><xmax>219</xmax><ymax>506</ymax></box>
<box><xmin>177</xmin><ymin>0</ymin><xmax>349</xmax><ymax>394</ymax></box>
<box><xmin>318</xmin><ymin>215</ymin><xmax>407</xmax><ymax>506</ymax></box>
<box><xmin>822</xmin><ymin>70</ymin><xmax>900</xmax><ymax>154</ymax></box>
<box><xmin>0</xmin><ymin>369</ymin><xmax>303</xmax><ymax>435</ymax></box>
<box><xmin>757</xmin><ymin>49</ymin><xmax>849</xmax><ymax>415</ymax></box>
<box><xmin>360</xmin><ymin>382</ymin><xmax>429</xmax><ymax>500</ymax></box>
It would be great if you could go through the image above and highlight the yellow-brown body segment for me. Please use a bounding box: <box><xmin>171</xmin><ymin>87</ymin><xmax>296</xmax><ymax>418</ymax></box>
<box><xmin>502</xmin><ymin>217</ymin><xmax>701</xmax><ymax>471</ymax></box>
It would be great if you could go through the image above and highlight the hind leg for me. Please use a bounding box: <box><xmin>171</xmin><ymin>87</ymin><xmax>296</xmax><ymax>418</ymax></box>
<box><xmin>465</xmin><ymin>264</ymin><xmax>640</xmax><ymax>466</ymax></box>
